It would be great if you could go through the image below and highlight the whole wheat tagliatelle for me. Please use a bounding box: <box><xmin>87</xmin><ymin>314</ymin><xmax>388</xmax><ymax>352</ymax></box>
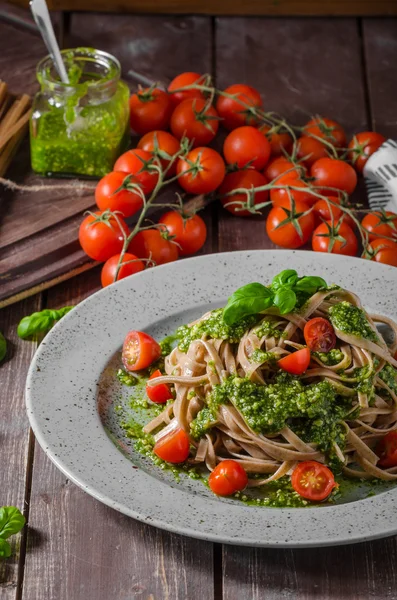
<box><xmin>144</xmin><ymin>286</ymin><xmax>397</xmax><ymax>488</ymax></box>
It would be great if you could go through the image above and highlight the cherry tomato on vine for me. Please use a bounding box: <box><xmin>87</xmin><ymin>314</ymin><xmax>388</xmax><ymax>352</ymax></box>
<box><xmin>146</xmin><ymin>369</ymin><xmax>173</xmax><ymax>404</ymax></box>
<box><xmin>266</xmin><ymin>200</ymin><xmax>315</xmax><ymax>249</ymax></box>
<box><xmin>368</xmin><ymin>238</ymin><xmax>397</xmax><ymax>267</ymax></box>
<box><xmin>303</xmin><ymin>116</ymin><xmax>346</xmax><ymax>147</ymax></box>
<box><xmin>122</xmin><ymin>330</ymin><xmax>161</xmax><ymax>372</ymax></box>
<box><xmin>208</xmin><ymin>460</ymin><xmax>248</xmax><ymax>496</ymax></box>
<box><xmin>311</xmin><ymin>157</ymin><xmax>357</xmax><ymax>196</ymax></box>
<box><xmin>129</xmin><ymin>87</ymin><xmax>172</xmax><ymax>135</ymax></box>
<box><xmin>137</xmin><ymin>130</ymin><xmax>180</xmax><ymax>177</ymax></box>
<box><xmin>304</xmin><ymin>317</ymin><xmax>336</xmax><ymax>352</ymax></box>
<box><xmin>291</xmin><ymin>461</ymin><xmax>337</xmax><ymax>501</ymax></box>
<box><xmin>376</xmin><ymin>431</ymin><xmax>397</xmax><ymax>468</ymax></box>
<box><xmin>361</xmin><ymin>211</ymin><xmax>397</xmax><ymax>242</ymax></box>
<box><xmin>95</xmin><ymin>171</ymin><xmax>143</xmax><ymax>218</ymax></box>
<box><xmin>153</xmin><ymin>428</ymin><xmax>190</xmax><ymax>463</ymax></box>
<box><xmin>223</xmin><ymin>126</ymin><xmax>271</xmax><ymax>170</ymax></box>
<box><xmin>158</xmin><ymin>210</ymin><xmax>207</xmax><ymax>255</ymax></box>
<box><xmin>270</xmin><ymin>173</ymin><xmax>314</xmax><ymax>208</ymax></box>
<box><xmin>296</xmin><ymin>135</ymin><xmax>329</xmax><ymax>168</ymax></box>
<box><xmin>264</xmin><ymin>156</ymin><xmax>304</xmax><ymax>182</ymax></box>
<box><xmin>312</xmin><ymin>196</ymin><xmax>355</xmax><ymax>228</ymax></box>
<box><xmin>215</xmin><ymin>84</ymin><xmax>263</xmax><ymax>131</ymax></box>
<box><xmin>167</xmin><ymin>72</ymin><xmax>205</xmax><ymax>106</ymax></box>
<box><xmin>348</xmin><ymin>131</ymin><xmax>386</xmax><ymax>173</ymax></box>
<box><xmin>278</xmin><ymin>348</ymin><xmax>311</xmax><ymax>375</ymax></box>
<box><xmin>129</xmin><ymin>229</ymin><xmax>179</xmax><ymax>265</ymax></box>
<box><xmin>177</xmin><ymin>147</ymin><xmax>225</xmax><ymax>194</ymax></box>
<box><xmin>114</xmin><ymin>149</ymin><xmax>159</xmax><ymax>194</ymax></box>
<box><xmin>78</xmin><ymin>211</ymin><xmax>129</xmax><ymax>262</ymax></box>
<box><xmin>101</xmin><ymin>252</ymin><xmax>144</xmax><ymax>287</ymax></box>
<box><xmin>259</xmin><ymin>124</ymin><xmax>293</xmax><ymax>157</ymax></box>
<box><xmin>170</xmin><ymin>97</ymin><xmax>219</xmax><ymax>147</ymax></box>
<box><xmin>312</xmin><ymin>220</ymin><xmax>358</xmax><ymax>256</ymax></box>
<box><xmin>218</xmin><ymin>169</ymin><xmax>269</xmax><ymax>216</ymax></box>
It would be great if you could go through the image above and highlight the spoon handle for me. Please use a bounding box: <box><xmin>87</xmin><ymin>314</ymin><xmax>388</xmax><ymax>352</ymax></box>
<box><xmin>30</xmin><ymin>0</ymin><xmax>69</xmax><ymax>84</ymax></box>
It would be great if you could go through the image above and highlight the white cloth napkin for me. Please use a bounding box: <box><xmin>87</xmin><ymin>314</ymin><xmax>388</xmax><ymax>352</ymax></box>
<box><xmin>364</xmin><ymin>139</ymin><xmax>397</xmax><ymax>211</ymax></box>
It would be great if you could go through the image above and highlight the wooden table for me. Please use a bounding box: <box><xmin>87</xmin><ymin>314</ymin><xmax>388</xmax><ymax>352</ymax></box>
<box><xmin>1</xmin><ymin>5</ymin><xmax>397</xmax><ymax>598</ymax></box>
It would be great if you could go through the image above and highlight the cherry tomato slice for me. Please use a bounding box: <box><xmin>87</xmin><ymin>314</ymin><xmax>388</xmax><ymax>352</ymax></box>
<box><xmin>376</xmin><ymin>431</ymin><xmax>397</xmax><ymax>468</ymax></box>
<box><xmin>304</xmin><ymin>317</ymin><xmax>336</xmax><ymax>352</ymax></box>
<box><xmin>278</xmin><ymin>347</ymin><xmax>311</xmax><ymax>375</ymax></box>
<box><xmin>291</xmin><ymin>461</ymin><xmax>337</xmax><ymax>501</ymax></box>
<box><xmin>146</xmin><ymin>369</ymin><xmax>173</xmax><ymax>404</ymax></box>
<box><xmin>208</xmin><ymin>460</ymin><xmax>248</xmax><ymax>496</ymax></box>
<box><xmin>153</xmin><ymin>428</ymin><xmax>190</xmax><ymax>463</ymax></box>
<box><xmin>122</xmin><ymin>331</ymin><xmax>161</xmax><ymax>372</ymax></box>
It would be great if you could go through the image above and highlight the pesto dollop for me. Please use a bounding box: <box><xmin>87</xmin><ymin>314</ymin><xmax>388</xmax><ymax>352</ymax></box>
<box><xmin>254</xmin><ymin>319</ymin><xmax>287</xmax><ymax>340</ymax></box>
<box><xmin>379</xmin><ymin>364</ymin><xmax>397</xmax><ymax>395</ymax></box>
<box><xmin>314</xmin><ymin>349</ymin><xmax>344</xmax><ymax>366</ymax></box>
<box><xmin>249</xmin><ymin>349</ymin><xmax>276</xmax><ymax>364</ymax></box>
<box><xmin>328</xmin><ymin>301</ymin><xmax>379</xmax><ymax>342</ymax></box>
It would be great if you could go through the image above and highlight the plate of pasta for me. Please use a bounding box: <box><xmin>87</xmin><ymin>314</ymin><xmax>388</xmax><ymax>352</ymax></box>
<box><xmin>26</xmin><ymin>250</ymin><xmax>397</xmax><ymax>547</ymax></box>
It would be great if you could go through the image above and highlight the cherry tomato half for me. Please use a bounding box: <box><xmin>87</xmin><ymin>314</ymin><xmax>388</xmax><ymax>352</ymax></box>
<box><xmin>153</xmin><ymin>428</ymin><xmax>190</xmax><ymax>463</ymax></box>
<box><xmin>376</xmin><ymin>431</ymin><xmax>397</xmax><ymax>468</ymax></box>
<box><xmin>216</xmin><ymin>83</ymin><xmax>263</xmax><ymax>131</ymax></box>
<box><xmin>122</xmin><ymin>331</ymin><xmax>161</xmax><ymax>372</ymax></box>
<box><xmin>278</xmin><ymin>347</ymin><xmax>311</xmax><ymax>375</ymax></box>
<box><xmin>101</xmin><ymin>253</ymin><xmax>144</xmax><ymax>288</ymax></box>
<box><xmin>223</xmin><ymin>126</ymin><xmax>271</xmax><ymax>170</ymax></box>
<box><xmin>208</xmin><ymin>460</ymin><xmax>248</xmax><ymax>496</ymax></box>
<box><xmin>291</xmin><ymin>461</ymin><xmax>337</xmax><ymax>501</ymax></box>
<box><xmin>146</xmin><ymin>369</ymin><xmax>173</xmax><ymax>404</ymax></box>
<box><xmin>158</xmin><ymin>210</ymin><xmax>207</xmax><ymax>256</ymax></box>
<box><xmin>304</xmin><ymin>317</ymin><xmax>336</xmax><ymax>352</ymax></box>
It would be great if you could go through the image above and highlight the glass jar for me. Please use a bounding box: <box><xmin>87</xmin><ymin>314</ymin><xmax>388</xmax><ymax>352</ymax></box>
<box><xmin>30</xmin><ymin>47</ymin><xmax>130</xmax><ymax>178</ymax></box>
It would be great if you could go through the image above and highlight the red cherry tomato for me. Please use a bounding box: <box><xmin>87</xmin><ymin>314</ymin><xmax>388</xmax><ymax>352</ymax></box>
<box><xmin>137</xmin><ymin>130</ymin><xmax>180</xmax><ymax>177</ymax></box>
<box><xmin>78</xmin><ymin>211</ymin><xmax>129</xmax><ymax>262</ymax></box>
<box><xmin>129</xmin><ymin>87</ymin><xmax>172</xmax><ymax>135</ymax></box>
<box><xmin>153</xmin><ymin>428</ymin><xmax>190</xmax><ymax>463</ymax></box>
<box><xmin>129</xmin><ymin>229</ymin><xmax>179</xmax><ymax>265</ymax></box>
<box><xmin>303</xmin><ymin>117</ymin><xmax>346</xmax><ymax>147</ymax></box>
<box><xmin>312</xmin><ymin>220</ymin><xmax>358</xmax><ymax>256</ymax></box>
<box><xmin>122</xmin><ymin>331</ymin><xmax>161</xmax><ymax>372</ymax></box>
<box><xmin>264</xmin><ymin>156</ymin><xmax>304</xmax><ymax>182</ymax></box>
<box><xmin>101</xmin><ymin>253</ymin><xmax>144</xmax><ymax>287</ymax></box>
<box><xmin>368</xmin><ymin>238</ymin><xmax>397</xmax><ymax>267</ymax></box>
<box><xmin>361</xmin><ymin>211</ymin><xmax>397</xmax><ymax>242</ymax></box>
<box><xmin>146</xmin><ymin>369</ymin><xmax>173</xmax><ymax>404</ymax></box>
<box><xmin>216</xmin><ymin>84</ymin><xmax>263</xmax><ymax>131</ymax></box>
<box><xmin>95</xmin><ymin>171</ymin><xmax>144</xmax><ymax>218</ymax></box>
<box><xmin>278</xmin><ymin>347</ymin><xmax>311</xmax><ymax>375</ymax></box>
<box><xmin>114</xmin><ymin>149</ymin><xmax>159</xmax><ymax>195</ymax></box>
<box><xmin>376</xmin><ymin>431</ymin><xmax>397</xmax><ymax>468</ymax></box>
<box><xmin>168</xmin><ymin>72</ymin><xmax>204</xmax><ymax>106</ymax></box>
<box><xmin>223</xmin><ymin>126</ymin><xmax>271</xmax><ymax>170</ymax></box>
<box><xmin>177</xmin><ymin>147</ymin><xmax>225</xmax><ymax>195</ymax></box>
<box><xmin>259</xmin><ymin>124</ymin><xmax>293</xmax><ymax>157</ymax></box>
<box><xmin>296</xmin><ymin>135</ymin><xmax>329</xmax><ymax>168</ymax></box>
<box><xmin>291</xmin><ymin>461</ymin><xmax>337</xmax><ymax>501</ymax></box>
<box><xmin>159</xmin><ymin>210</ymin><xmax>207</xmax><ymax>256</ymax></box>
<box><xmin>170</xmin><ymin>97</ymin><xmax>219</xmax><ymax>147</ymax></box>
<box><xmin>348</xmin><ymin>131</ymin><xmax>386</xmax><ymax>173</ymax></box>
<box><xmin>218</xmin><ymin>169</ymin><xmax>269</xmax><ymax>216</ymax></box>
<box><xmin>208</xmin><ymin>460</ymin><xmax>248</xmax><ymax>496</ymax></box>
<box><xmin>270</xmin><ymin>174</ymin><xmax>314</xmax><ymax>208</ymax></box>
<box><xmin>311</xmin><ymin>158</ymin><xmax>357</xmax><ymax>196</ymax></box>
<box><xmin>266</xmin><ymin>201</ymin><xmax>315</xmax><ymax>249</ymax></box>
<box><xmin>304</xmin><ymin>317</ymin><xmax>336</xmax><ymax>352</ymax></box>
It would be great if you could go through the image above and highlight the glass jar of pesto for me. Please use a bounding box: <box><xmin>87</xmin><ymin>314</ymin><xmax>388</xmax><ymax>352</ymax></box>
<box><xmin>30</xmin><ymin>48</ymin><xmax>130</xmax><ymax>178</ymax></box>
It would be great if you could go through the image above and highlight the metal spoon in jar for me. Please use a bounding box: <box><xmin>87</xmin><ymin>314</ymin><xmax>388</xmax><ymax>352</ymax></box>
<box><xmin>30</xmin><ymin>0</ymin><xmax>69</xmax><ymax>84</ymax></box>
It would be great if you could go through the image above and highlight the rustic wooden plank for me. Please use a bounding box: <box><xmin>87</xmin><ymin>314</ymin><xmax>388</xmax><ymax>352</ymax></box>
<box><xmin>0</xmin><ymin>294</ymin><xmax>41</xmax><ymax>599</ymax></box>
<box><xmin>216</xmin><ymin>17</ymin><xmax>368</xmax><ymax>252</ymax></box>
<box><xmin>6</xmin><ymin>0</ymin><xmax>397</xmax><ymax>16</ymax></box>
<box><xmin>362</xmin><ymin>18</ymin><xmax>397</xmax><ymax>137</ymax></box>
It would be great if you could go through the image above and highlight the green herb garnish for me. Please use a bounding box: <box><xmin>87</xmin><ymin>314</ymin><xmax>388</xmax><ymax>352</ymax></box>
<box><xmin>17</xmin><ymin>306</ymin><xmax>74</xmax><ymax>339</ymax></box>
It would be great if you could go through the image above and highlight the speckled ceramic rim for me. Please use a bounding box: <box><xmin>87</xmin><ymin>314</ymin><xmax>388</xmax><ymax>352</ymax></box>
<box><xmin>25</xmin><ymin>250</ymin><xmax>397</xmax><ymax>547</ymax></box>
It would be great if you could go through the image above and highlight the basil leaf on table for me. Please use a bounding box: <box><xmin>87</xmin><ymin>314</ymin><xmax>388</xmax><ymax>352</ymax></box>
<box><xmin>0</xmin><ymin>506</ymin><xmax>26</xmax><ymax>539</ymax></box>
<box><xmin>295</xmin><ymin>276</ymin><xmax>327</xmax><ymax>294</ymax></box>
<box><xmin>271</xmin><ymin>269</ymin><xmax>298</xmax><ymax>291</ymax></box>
<box><xmin>0</xmin><ymin>332</ymin><xmax>6</xmax><ymax>362</ymax></box>
<box><xmin>273</xmin><ymin>287</ymin><xmax>297</xmax><ymax>314</ymax></box>
<box><xmin>17</xmin><ymin>306</ymin><xmax>74</xmax><ymax>339</ymax></box>
<box><xmin>0</xmin><ymin>539</ymin><xmax>11</xmax><ymax>559</ymax></box>
<box><xmin>223</xmin><ymin>283</ymin><xmax>273</xmax><ymax>325</ymax></box>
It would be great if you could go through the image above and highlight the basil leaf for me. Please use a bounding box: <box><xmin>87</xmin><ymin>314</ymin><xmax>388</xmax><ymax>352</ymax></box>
<box><xmin>17</xmin><ymin>306</ymin><xmax>74</xmax><ymax>339</ymax></box>
<box><xmin>0</xmin><ymin>538</ymin><xmax>11</xmax><ymax>558</ymax></box>
<box><xmin>0</xmin><ymin>332</ymin><xmax>6</xmax><ymax>362</ymax></box>
<box><xmin>274</xmin><ymin>287</ymin><xmax>296</xmax><ymax>314</ymax></box>
<box><xmin>295</xmin><ymin>276</ymin><xmax>327</xmax><ymax>294</ymax></box>
<box><xmin>0</xmin><ymin>506</ymin><xmax>25</xmax><ymax>540</ymax></box>
<box><xmin>223</xmin><ymin>283</ymin><xmax>273</xmax><ymax>325</ymax></box>
<box><xmin>271</xmin><ymin>269</ymin><xmax>298</xmax><ymax>291</ymax></box>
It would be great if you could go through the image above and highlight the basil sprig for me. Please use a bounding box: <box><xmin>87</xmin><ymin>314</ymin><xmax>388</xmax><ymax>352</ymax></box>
<box><xmin>0</xmin><ymin>332</ymin><xmax>6</xmax><ymax>362</ymax></box>
<box><xmin>17</xmin><ymin>306</ymin><xmax>74</xmax><ymax>339</ymax></box>
<box><xmin>223</xmin><ymin>270</ymin><xmax>327</xmax><ymax>325</ymax></box>
<box><xmin>0</xmin><ymin>506</ymin><xmax>25</xmax><ymax>559</ymax></box>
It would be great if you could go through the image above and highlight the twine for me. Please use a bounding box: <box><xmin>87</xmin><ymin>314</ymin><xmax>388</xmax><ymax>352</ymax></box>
<box><xmin>0</xmin><ymin>176</ymin><xmax>97</xmax><ymax>195</ymax></box>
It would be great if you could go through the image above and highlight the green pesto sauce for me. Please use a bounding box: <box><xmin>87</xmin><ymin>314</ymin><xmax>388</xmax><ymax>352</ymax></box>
<box><xmin>117</xmin><ymin>368</ymin><xmax>138</xmax><ymax>386</ymax></box>
<box><xmin>328</xmin><ymin>301</ymin><xmax>379</xmax><ymax>342</ymax></box>
<box><xmin>159</xmin><ymin>334</ymin><xmax>179</xmax><ymax>357</ymax></box>
<box><xmin>254</xmin><ymin>318</ymin><xmax>287</xmax><ymax>340</ymax></box>
<box><xmin>176</xmin><ymin>308</ymin><xmax>257</xmax><ymax>353</ymax></box>
<box><xmin>379</xmin><ymin>364</ymin><xmax>397</xmax><ymax>395</ymax></box>
<box><xmin>314</xmin><ymin>348</ymin><xmax>344</xmax><ymax>366</ymax></box>
<box><xmin>249</xmin><ymin>349</ymin><xmax>276</xmax><ymax>364</ymax></box>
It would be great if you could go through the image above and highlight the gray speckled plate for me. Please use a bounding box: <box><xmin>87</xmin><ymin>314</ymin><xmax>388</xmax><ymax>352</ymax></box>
<box><xmin>26</xmin><ymin>250</ymin><xmax>397</xmax><ymax>547</ymax></box>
